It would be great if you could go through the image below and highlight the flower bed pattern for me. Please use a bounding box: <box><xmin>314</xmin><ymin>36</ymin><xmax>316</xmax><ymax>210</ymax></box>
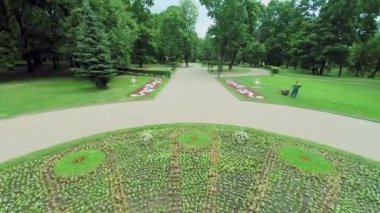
<box><xmin>178</xmin><ymin>130</ymin><xmax>212</xmax><ymax>148</ymax></box>
<box><xmin>54</xmin><ymin>149</ymin><xmax>106</xmax><ymax>177</ymax></box>
<box><xmin>130</xmin><ymin>79</ymin><xmax>162</xmax><ymax>97</ymax></box>
<box><xmin>0</xmin><ymin>124</ymin><xmax>379</xmax><ymax>212</ymax></box>
<box><xmin>226</xmin><ymin>79</ymin><xmax>264</xmax><ymax>99</ymax></box>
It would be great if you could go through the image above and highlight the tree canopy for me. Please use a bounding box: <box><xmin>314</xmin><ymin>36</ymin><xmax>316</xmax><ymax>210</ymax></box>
<box><xmin>199</xmin><ymin>0</ymin><xmax>380</xmax><ymax>77</ymax></box>
<box><xmin>0</xmin><ymin>0</ymin><xmax>379</xmax><ymax>83</ymax></box>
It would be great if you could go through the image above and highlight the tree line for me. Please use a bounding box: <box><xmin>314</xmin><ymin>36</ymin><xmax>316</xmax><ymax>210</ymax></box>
<box><xmin>0</xmin><ymin>0</ymin><xmax>199</xmax><ymax>88</ymax></box>
<box><xmin>199</xmin><ymin>0</ymin><xmax>380</xmax><ymax>78</ymax></box>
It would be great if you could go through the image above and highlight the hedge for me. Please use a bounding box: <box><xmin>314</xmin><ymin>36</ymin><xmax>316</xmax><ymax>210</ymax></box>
<box><xmin>264</xmin><ymin>66</ymin><xmax>280</xmax><ymax>74</ymax></box>
<box><xmin>117</xmin><ymin>67</ymin><xmax>171</xmax><ymax>78</ymax></box>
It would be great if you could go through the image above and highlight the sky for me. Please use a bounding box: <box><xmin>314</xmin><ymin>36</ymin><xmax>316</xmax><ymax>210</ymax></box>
<box><xmin>151</xmin><ymin>0</ymin><xmax>271</xmax><ymax>38</ymax></box>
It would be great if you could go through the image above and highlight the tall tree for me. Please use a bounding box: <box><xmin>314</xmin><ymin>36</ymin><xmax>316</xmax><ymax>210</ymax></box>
<box><xmin>0</xmin><ymin>30</ymin><xmax>18</xmax><ymax>67</ymax></box>
<box><xmin>158</xmin><ymin>6</ymin><xmax>186</xmax><ymax>63</ymax></box>
<box><xmin>200</xmin><ymin>0</ymin><xmax>249</xmax><ymax>70</ymax></box>
<box><xmin>73</xmin><ymin>1</ymin><xmax>116</xmax><ymax>89</ymax></box>
<box><xmin>350</xmin><ymin>34</ymin><xmax>380</xmax><ymax>78</ymax></box>
<box><xmin>129</xmin><ymin>0</ymin><xmax>155</xmax><ymax>67</ymax></box>
<box><xmin>93</xmin><ymin>0</ymin><xmax>138</xmax><ymax>68</ymax></box>
<box><xmin>179</xmin><ymin>0</ymin><xmax>199</xmax><ymax>67</ymax></box>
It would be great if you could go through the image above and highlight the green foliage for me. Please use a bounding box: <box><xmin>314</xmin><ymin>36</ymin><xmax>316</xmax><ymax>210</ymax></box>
<box><xmin>73</xmin><ymin>1</ymin><xmax>117</xmax><ymax>89</ymax></box>
<box><xmin>130</xmin><ymin>0</ymin><xmax>156</xmax><ymax>67</ymax></box>
<box><xmin>200</xmin><ymin>0</ymin><xmax>379</xmax><ymax>76</ymax></box>
<box><xmin>350</xmin><ymin>34</ymin><xmax>380</xmax><ymax>78</ymax></box>
<box><xmin>179</xmin><ymin>0</ymin><xmax>199</xmax><ymax>66</ymax></box>
<box><xmin>94</xmin><ymin>0</ymin><xmax>138</xmax><ymax>68</ymax></box>
<box><xmin>0</xmin><ymin>124</ymin><xmax>379</xmax><ymax>211</ymax></box>
<box><xmin>1</xmin><ymin>0</ymin><xmax>379</xmax><ymax>79</ymax></box>
<box><xmin>157</xmin><ymin>6</ymin><xmax>187</xmax><ymax>62</ymax></box>
<box><xmin>244</xmin><ymin>40</ymin><xmax>266</xmax><ymax>66</ymax></box>
<box><xmin>122</xmin><ymin>68</ymin><xmax>171</xmax><ymax>78</ymax></box>
<box><xmin>53</xmin><ymin>149</ymin><xmax>106</xmax><ymax>177</ymax></box>
<box><xmin>280</xmin><ymin>146</ymin><xmax>334</xmax><ymax>174</ymax></box>
<box><xmin>271</xmin><ymin>68</ymin><xmax>280</xmax><ymax>74</ymax></box>
<box><xmin>0</xmin><ymin>31</ymin><xmax>18</xmax><ymax>67</ymax></box>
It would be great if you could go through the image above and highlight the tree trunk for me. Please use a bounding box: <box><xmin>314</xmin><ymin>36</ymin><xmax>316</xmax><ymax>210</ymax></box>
<box><xmin>15</xmin><ymin>9</ymin><xmax>36</xmax><ymax>73</ymax></box>
<box><xmin>312</xmin><ymin>67</ymin><xmax>316</xmax><ymax>75</ymax></box>
<box><xmin>338</xmin><ymin>65</ymin><xmax>343</xmax><ymax>77</ymax></box>
<box><xmin>32</xmin><ymin>51</ymin><xmax>42</xmax><ymax>68</ymax></box>
<box><xmin>53</xmin><ymin>53</ymin><xmax>57</xmax><ymax>70</ymax></box>
<box><xmin>70</xmin><ymin>56</ymin><xmax>74</xmax><ymax>67</ymax></box>
<box><xmin>368</xmin><ymin>58</ymin><xmax>380</xmax><ymax>78</ymax></box>
<box><xmin>229</xmin><ymin>50</ymin><xmax>238</xmax><ymax>70</ymax></box>
<box><xmin>185</xmin><ymin>55</ymin><xmax>189</xmax><ymax>67</ymax></box>
<box><xmin>319</xmin><ymin>60</ymin><xmax>326</xmax><ymax>75</ymax></box>
<box><xmin>139</xmin><ymin>60</ymin><xmax>143</xmax><ymax>68</ymax></box>
<box><xmin>355</xmin><ymin>68</ymin><xmax>360</xmax><ymax>77</ymax></box>
<box><xmin>25</xmin><ymin>53</ymin><xmax>34</xmax><ymax>73</ymax></box>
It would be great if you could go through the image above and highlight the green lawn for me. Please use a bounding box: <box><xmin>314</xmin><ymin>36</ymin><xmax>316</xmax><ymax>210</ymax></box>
<box><xmin>220</xmin><ymin>74</ymin><xmax>380</xmax><ymax>121</ymax></box>
<box><xmin>131</xmin><ymin>64</ymin><xmax>173</xmax><ymax>72</ymax></box>
<box><xmin>271</xmin><ymin>66</ymin><xmax>380</xmax><ymax>80</ymax></box>
<box><xmin>0</xmin><ymin>75</ymin><xmax>168</xmax><ymax>119</ymax></box>
<box><xmin>0</xmin><ymin>124</ymin><xmax>379</xmax><ymax>212</ymax></box>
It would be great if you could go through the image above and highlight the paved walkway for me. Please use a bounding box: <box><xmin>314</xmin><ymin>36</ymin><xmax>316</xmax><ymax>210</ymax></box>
<box><xmin>1</xmin><ymin>64</ymin><xmax>379</xmax><ymax>163</ymax></box>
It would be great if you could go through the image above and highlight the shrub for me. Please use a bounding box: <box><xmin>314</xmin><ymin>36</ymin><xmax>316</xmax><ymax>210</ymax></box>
<box><xmin>140</xmin><ymin>130</ymin><xmax>154</xmax><ymax>145</ymax></box>
<box><xmin>232</xmin><ymin>130</ymin><xmax>249</xmax><ymax>142</ymax></box>
<box><xmin>118</xmin><ymin>68</ymin><xmax>171</xmax><ymax>78</ymax></box>
<box><xmin>271</xmin><ymin>68</ymin><xmax>280</xmax><ymax>74</ymax></box>
<box><xmin>170</xmin><ymin>62</ymin><xmax>178</xmax><ymax>71</ymax></box>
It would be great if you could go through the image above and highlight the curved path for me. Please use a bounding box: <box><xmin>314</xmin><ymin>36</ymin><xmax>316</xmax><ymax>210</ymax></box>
<box><xmin>1</xmin><ymin>64</ymin><xmax>379</xmax><ymax>163</ymax></box>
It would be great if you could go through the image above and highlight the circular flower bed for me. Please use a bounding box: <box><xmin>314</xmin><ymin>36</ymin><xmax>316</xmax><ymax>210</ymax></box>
<box><xmin>0</xmin><ymin>124</ymin><xmax>378</xmax><ymax>212</ymax></box>
<box><xmin>53</xmin><ymin>149</ymin><xmax>106</xmax><ymax>177</ymax></box>
<box><xmin>279</xmin><ymin>146</ymin><xmax>335</xmax><ymax>174</ymax></box>
<box><xmin>178</xmin><ymin>130</ymin><xmax>212</xmax><ymax>148</ymax></box>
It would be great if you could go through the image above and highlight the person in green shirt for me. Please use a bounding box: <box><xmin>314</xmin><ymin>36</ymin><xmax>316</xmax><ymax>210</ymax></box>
<box><xmin>291</xmin><ymin>81</ymin><xmax>301</xmax><ymax>98</ymax></box>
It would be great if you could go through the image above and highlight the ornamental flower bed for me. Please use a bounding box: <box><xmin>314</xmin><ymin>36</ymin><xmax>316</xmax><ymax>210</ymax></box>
<box><xmin>130</xmin><ymin>79</ymin><xmax>162</xmax><ymax>97</ymax></box>
<box><xmin>0</xmin><ymin>124</ymin><xmax>379</xmax><ymax>212</ymax></box>
<box><xmin>226</xmin><ymin>80</ymin><xmax>264</xmax><ymax>99</ymax></box>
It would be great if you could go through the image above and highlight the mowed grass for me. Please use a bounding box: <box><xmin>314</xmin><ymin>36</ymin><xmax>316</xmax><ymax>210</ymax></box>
<box><xmin>178</xmin><ymin>130</ymin><xmax>213</xmax><ymax>148</ymax></box>
<box><xmin>280</xmin><ymin>146</ymin><xmax>335</xmax><ymax>174</ymax></box>
<box><xmin>0</xmin><ymin>75</ymin><xmax>168</xmax><ymax>119</ymax></box>
<box><xmin>220</xmin><ymin>74</ymin><xmax>380</xmax><ymax>121</ymax></box>
<box><xmin>53</xmin><ymin>149</ymin><xmax>106</xmax><ymax>177</ymax></box>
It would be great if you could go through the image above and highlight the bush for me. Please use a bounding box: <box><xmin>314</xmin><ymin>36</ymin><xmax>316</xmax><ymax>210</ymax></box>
<box><xmin>271</xmin><ymin>68</ymin><xmax>280</xmax><ymax>74</ymax></box>
<box><xmin>117</xmin><ymin>68</ymin><xmax>171</xmax><ymax>78</ymax></box>
<box><xmin>170</xmin><ymin>62</ymin><xmax>177</xmax><ymax>71</ymax></box>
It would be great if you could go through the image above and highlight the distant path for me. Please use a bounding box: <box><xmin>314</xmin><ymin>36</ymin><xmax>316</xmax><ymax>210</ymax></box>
<box><xmin>0</xmin><ymin>64</ymin><xmax>379</xmax><ymax>163</ymax></box>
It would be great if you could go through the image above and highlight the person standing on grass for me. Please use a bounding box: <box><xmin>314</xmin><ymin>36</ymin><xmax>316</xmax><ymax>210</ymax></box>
<box><xmin>291</xmin><ymin>81</ymin><xmax>302</xmax><ymax>98</ymax></box>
